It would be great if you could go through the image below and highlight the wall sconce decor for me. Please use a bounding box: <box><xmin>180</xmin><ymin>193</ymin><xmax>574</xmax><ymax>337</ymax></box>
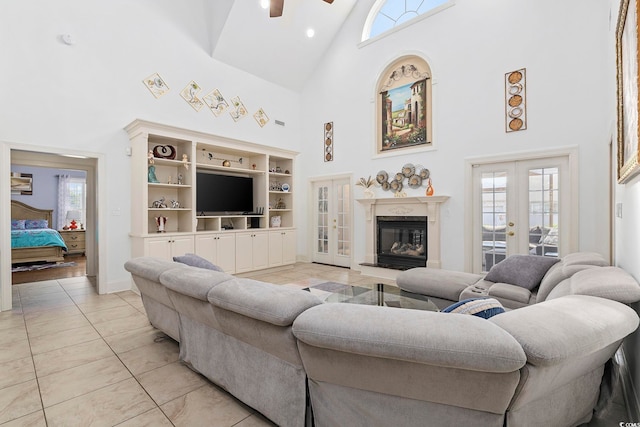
<box><xmin>324</xmin><ymin>122</ymin><xmax>333</xmax><ymax>162</ymax></box>
<box><xmin>505</xmin><ymin>68</ymin><xmax>527</xmax><ymax>132</ymax></box>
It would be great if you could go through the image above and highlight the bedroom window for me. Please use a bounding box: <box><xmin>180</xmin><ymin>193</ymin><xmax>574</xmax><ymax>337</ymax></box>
<box><xmin>57</xmin><ymin>175</ymin><xmax>86</xmax><ymax>229</ymax></box>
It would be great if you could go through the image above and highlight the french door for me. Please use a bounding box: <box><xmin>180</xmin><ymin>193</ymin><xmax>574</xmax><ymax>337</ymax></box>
<box><xmin>312</xmin><ymin>178</ymin><xmax>351</xmax><ymax>267</ymax></box>
<box><xmin>471</xmin><ymin>154</ymin><xmax>575</xmax><ymax>273</ymax></box>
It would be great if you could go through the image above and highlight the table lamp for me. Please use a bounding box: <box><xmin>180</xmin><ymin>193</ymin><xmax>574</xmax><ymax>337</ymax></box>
<box><xmin>66</xmin><ymin>210</ymin><xmax>81</xmax><ymax>230</ymax></box>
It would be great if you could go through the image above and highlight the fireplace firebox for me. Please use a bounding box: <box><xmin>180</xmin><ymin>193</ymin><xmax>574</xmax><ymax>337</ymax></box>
<box><xmin>376</xmin><ymin>216</ymin><xmax>427</xmax><ymax>269</ymax></box>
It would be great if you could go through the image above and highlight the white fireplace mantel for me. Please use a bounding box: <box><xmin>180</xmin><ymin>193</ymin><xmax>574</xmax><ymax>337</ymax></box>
<box><xmin>357</xmin><ymin>196</ymin><xmax>449</xmax><ymax>278</ymax></box>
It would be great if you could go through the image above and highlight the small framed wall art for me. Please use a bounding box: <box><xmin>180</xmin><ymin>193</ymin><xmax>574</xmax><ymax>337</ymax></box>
<box><xmin>180</xmin><ymin>81</ymin><xmax>204</xmax><ymax>112</ymax></box>
<box><xmin>254</xmin><ymin>108</ymin><xmax>269</xmax><ymax>127</ymax></box>
<box><xmin>324</xmin><ymin>122</ymin><xmax>333</xmax><ymax>162</ymax></box>
<box><xmin>143</xmin><ymin>73</ymin><xmax>170</xmax><ymax>98</ymax></box>
<box><xmin>505</xmin><ymin>68</ymin><xmax>527</xmax><ymax>132</ymax></box>
<box><xmin>203</xmin><ymin>89</ymin><xmax>229</xmax><ymax>117</ymax></box>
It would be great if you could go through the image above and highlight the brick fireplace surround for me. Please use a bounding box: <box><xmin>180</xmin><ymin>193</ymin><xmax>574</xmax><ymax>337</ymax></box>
<box><xmin>357</xmin><ymin>196</ymin><xmax>449</xmax><ymax>279</ymax></box>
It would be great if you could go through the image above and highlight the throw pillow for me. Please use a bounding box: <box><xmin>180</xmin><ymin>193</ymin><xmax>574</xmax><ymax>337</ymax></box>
<box><xmin>24</xmin><ymin>219</ymin><xmax>48</xmax><ymax>229</ymax></box>
<box><xmin>442</xmin><ymin>298</ymin><xmax>505</xmax><ymax>319</ymax></box>
<box><xmin>11</xmin><ymin>219</ymin><xmax>26</xmax><ymax>230</ymax></box>
<box><xmin>485</xmin><ymin>254</ymin><xmax>560</xmax><ymax>290</ymax></box>
<box><xmin>173</xmin><ymin>253</ymin><xmax>224</xmax><ymax>272</ymax></box>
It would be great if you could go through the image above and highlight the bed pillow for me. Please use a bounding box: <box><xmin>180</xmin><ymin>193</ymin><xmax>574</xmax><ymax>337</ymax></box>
<box><xmin>485</xmin><ymin>254</ymin><xmax>560</xmax><ymax>290</ymax></box>
<box><xmin>11</xmin><ymin>219</ymin><xmax>26</xmax><ymax>230</ymax></box>
<box><xmin>442</xmin><ymin>298</ymin><xmax>505</xmax><ymax>319</ymax></box>
<box><xmin>173</xmin><ymin>253</ymin><xmax>224</xmax><ymax>272</ymax></box>
<box><xmin>24</xmin><ymin>219</ymin><xmax>48</xmax><ymax>229</ymax></box>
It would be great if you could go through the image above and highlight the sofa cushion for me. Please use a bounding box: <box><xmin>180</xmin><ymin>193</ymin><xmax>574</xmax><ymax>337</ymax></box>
<box><xmin>442</xmin><ymin>298</ymin><xmax>505</xmax><ymax>319</ymax></box>
<box><xmin>173</xmin><ymin>253</ymin><xmax>224</xmax><ymax>272</ymax></box>
<box><xmin>396</xmin><ymin>268</ymin><xmax>483</xmax><ymax>301</ymax></box>
<box><xmin>485</xmin><ymin>255</ymin><xmax>560</xmax><ymax>290</ymax></box>
<box><xmin>545</xmin><ymin>267</ymin><xmax>640</xmax><ymax>304</ymax></box>
<box><xmin>488</xmin><ymin>283</ymin><xmax>533</xmax><ymax>305</ymax></box>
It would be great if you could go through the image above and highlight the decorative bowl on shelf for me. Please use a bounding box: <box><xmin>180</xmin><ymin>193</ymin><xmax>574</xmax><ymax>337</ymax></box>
<box><xmin>281</xmin><ymin>183</ymin><xmax>290</xmax><ymax>192</ymax></box>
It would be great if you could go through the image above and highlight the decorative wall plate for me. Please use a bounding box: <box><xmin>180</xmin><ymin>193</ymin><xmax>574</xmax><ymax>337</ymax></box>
<box><xmin>153</xmin><ymin>145</ymin><xmax>176</xmax><ymax>160</ymax></box>
<box><xmin>376</xmin><ymin>171</ymin><xmax>388</xmax><ymax>184</ymax></box>
<box><xmin>402</xmin><ymin>163</ymin><xmax>415</xmax><ymax>177</ymax></box>
<box><xmin>508</xmin><ymin>71</ymin><xmax>523</xmax><ymax>84</ymax></box>
<box><xmin>419</xmin><ymin>168</ymin><xmax>430</xmax><ymax>179</ymax></box>
<box><xmin>505</xmin><ymin>68</ymin><xmax>527</xmax><ymax>132</ymax></box>
<box><xmin>408</xmin><ymin>174</ymin><xmax>422</xmax><ymax>188</ymax></box>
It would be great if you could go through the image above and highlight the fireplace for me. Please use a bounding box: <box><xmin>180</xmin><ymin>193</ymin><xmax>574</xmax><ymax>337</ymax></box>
<box><xmin>377</xmin><ymin>216</ymin><xmax>427</xmax><ymax>269</ymax></box>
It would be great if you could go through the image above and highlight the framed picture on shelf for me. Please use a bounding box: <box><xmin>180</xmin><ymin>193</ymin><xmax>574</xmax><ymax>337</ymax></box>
<box><xmin>10</xmin><ymin>173</ymin><xmax>32</xmax><ymax>195</ymax></box>
<box><xmin>616</xmin><ymin>0</ymin><xmax>640</xmax><ymax>183</ymax></box>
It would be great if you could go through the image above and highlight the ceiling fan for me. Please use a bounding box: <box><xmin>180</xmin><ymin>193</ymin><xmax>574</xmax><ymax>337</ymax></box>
<box><xmin>270</xmin><ymin>0</ymin><xmax>334</xmax><ymax>18</ymax></box>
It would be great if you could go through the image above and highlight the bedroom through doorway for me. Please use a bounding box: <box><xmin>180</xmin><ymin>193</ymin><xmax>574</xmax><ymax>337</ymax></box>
<box><xmin>10</xmin><ymin>150</ymin><xmax>97</xmax><ymax>287</ymax></box>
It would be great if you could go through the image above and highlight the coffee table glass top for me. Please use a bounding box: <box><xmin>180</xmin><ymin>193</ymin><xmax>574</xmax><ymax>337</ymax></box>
<box><xmin>304</xmin><ymin>282</ymin><xmax>439</xmax><ymax>311</ymax></box>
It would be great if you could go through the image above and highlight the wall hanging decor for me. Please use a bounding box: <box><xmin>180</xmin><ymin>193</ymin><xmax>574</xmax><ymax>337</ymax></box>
<box><xmin>616</xmin><ymin>0</ymin><xmax>640</xmax><ymax>183</ymax></box>
<box><xmin>324</xmin><ymin>122</ymin><xmax>333</xmax><ymax>162</ymax></box>
<box><xmin>376</xmin><ymin>56</ymin><xmax>433</xmax><ymax>155</ymax></box>
<box><xmin>375</xmin><ymin>163</ymin><xmax>430</xmax><ymax>196</ymax></box>
<box><xmin>203</xmin><ymin>89</ymin><xmax>229</xmax><ymax>117</ymax></box>
<box><xmin>180</xmin><ymin>81</ymin><xmax>204</xmax><ymax>112</ymax></box>
<box><xmin>254</xmin><ymin>108</ymin><xmax>270</xmax><ymax>127</ymax></box>
<box><xmin>143</xmin><ymin>73</ymin><xmax>170</xmax><ymax>98</ymax></box>
<box><xmin>505</xmin><ymin>68</ymin><xmax>527</xmax><ymax>133</ymax></box>
<box><xmin>229</xmin><ymin>96</ymin><xmax>248</xmax><ymax>121</ymax></box>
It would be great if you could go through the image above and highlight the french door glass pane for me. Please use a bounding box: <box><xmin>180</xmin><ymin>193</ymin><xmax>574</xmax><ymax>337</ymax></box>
<box><xmin>481</xmin><ymin>171</ymin><xmax>507</xmax><ymax>271</ymax></box>
<box><xmin>337</xmin><ymin>183</ymin><xmax>350</xmax><ymax>256</ymax></box>
<box><xmin>317</xmin><ymin>186</ymin><xmax>329</xmax><ymax>254</ymax></box>
<box><xmin>529</xmin><ymin>168</ymin><xmax>559</xmax><ymax>258</ymax></box>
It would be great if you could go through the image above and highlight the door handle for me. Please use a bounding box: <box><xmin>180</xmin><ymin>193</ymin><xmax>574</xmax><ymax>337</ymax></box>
<box><xmin>508</xmin><ymin>222</ymin><xmax>515</xmax><ymax>227</ymax></box>
<box><xmin>507</xmin><ymin>231</ymin><xmax>515</xmax><ymax>237</ymax></box>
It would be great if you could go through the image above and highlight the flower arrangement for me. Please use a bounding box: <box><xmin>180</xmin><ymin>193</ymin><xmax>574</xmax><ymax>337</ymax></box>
<box><xmin>356</xmin><ymin>176</ymin><xmax>376</xmax><ymax>188</ymax></box>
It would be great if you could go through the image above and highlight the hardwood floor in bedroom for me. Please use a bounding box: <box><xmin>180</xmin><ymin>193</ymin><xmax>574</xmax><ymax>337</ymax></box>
<box><xmin>11</xmin><ymin>255</ymin><xmax>87</xmax><ymax>285</ymax></box>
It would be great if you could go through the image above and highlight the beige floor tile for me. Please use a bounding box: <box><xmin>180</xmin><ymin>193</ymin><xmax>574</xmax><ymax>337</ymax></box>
<box><xmin>102</xmin><ymin>325</ymin><xmax>168</xmax><ymax>354</ymax></box>
<box><xmin>29</xmin><ymin>325</ymin><xmax>101</xmax><ymax>355</ymax></box>
<box><xmin>63</xmin><ymin>286</ymin><xmax>98</xmax><ymax>297</ymax></box>
<box><xmin>118</xmin><ymin>339</ymin><xmax>179</xmax><ymax>375</ymax></box>
<box><xmin>25</xmin><ymin>313</ymin><xmax>91</xmax><ymax>338</ymax></box>
<box><xmin>91</xmin><ymin>312</ymin><xmax>151</xmax><ymax>337</ymax></box>
<box><xmin>136</xmin><ymin>361</ymin><xmax>208</xmax><ymax>405</ymax></box>
<box><xmin>74</xmin><ymin>294</ymin><xmax>130</xmax><ymax>313</ymax></box>
<box><xmin>83</xmin><ymin>304</ymin><xmax>143</xmax><ymax>324</ymax></box>
<box><xmin>235</xmin><ymin>413</ymin><xmax>277</xmax><ymax>427</ymax></box>
<box><xmin>44</xmin><ymin>378</ymin><xmax>156</xmax><ymax>427</ymax></box>
<box><xmin>14</xmin><ymin>281</ymin><xmax>61</xmax><ymax>293</ymax></box>
<box><xmin>0</xmin><ymin>339</ymin><xmax>31</xmax><ymax>364</ymax></box>
<box><xmin>33</xmin><ymin>339</ymin><xmax>114</xmax><ymax>377</ymax></box>
<box><xmin>161</xmin><ymin>384</ymin><xmax>253</xmax><ymax>426</ymax></box>
<box><xmin>17</xmin><ymin>285</ymin><xmax>65</xmax><ymax>299</ymax></box>
<box><xmin>39</xmin><ymin>355</ymin><xmax>131</xmax><ymax>407</ymax></box>
<box><xmin>0</xmin><ymin>379</ymin><xmax>42</xmax><ymax>424</ymax></box>
<box><xmin>57</xmin><ymin>275</ymin><xmax>95</xmax><ymax>286</ymax></box>
<box><xmin>0</xmin><ymin>324</ymin><xmax>28</xmax><ymax>346</ymax></box>
<box><xmin>116</xmin><ymin>407</ymin><xmax>173</xmax><ymax>426</ymax></box>
<box><xmin>1</xmin><ymin>409</ymin><xmax>46</xmax><ymax>427</ymax></box>
<box><xmin>0</xmin><ymin>312</ymin><xmax>27</xmax><ymax>332</ymax></box>
<box><xmin>20</xmin><ymin>298</ymin><xmax>75</xmax><ymax>315</ymax></box>
<box><xmin>116</xmin><ymin>290</ymin><xmax>143</xmax><ymax>305</ymax></box>
<box><xmin>0</xmin><ymin>357</ymin><xmax>36</xmax><ymax>390</ymax></box>
<box><xmin>22</xmin><ymin>305</ymin><xmax>82</xmax><ymax>323</ymax></box>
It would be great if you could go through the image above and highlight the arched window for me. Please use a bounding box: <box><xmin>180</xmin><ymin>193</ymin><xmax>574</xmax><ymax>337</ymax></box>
<box><xmin>376</xmin><ymin>55</ymin><xmax>433</xmax><ymax>156</ymax></box>
<box><xmin>362</xmin><ymin>0</ymin><xmax>455</xmax><ymax>42</ymax></box>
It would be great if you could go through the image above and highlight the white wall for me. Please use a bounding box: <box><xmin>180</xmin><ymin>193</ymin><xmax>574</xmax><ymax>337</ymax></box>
<box><xmin>0</xmin><ymin>0</ymin><xmax>302</xmax><ymax>293</ymax></box>
<box><xmin>300</xmin><ymin>0</ymin><xmax>614</xmax><ymax>271</ymax></box>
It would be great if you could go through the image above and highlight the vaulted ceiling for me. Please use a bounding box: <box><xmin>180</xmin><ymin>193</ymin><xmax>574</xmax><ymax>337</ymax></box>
<box><xmin>209</xmin><ymin>0</ymin><xmax>358</xmax><ymax>91</ymax></box>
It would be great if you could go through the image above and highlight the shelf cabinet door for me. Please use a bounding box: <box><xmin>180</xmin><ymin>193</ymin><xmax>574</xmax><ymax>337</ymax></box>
<box><xmin>145</xmin><ymin>235</ymin><xmax>194</xmax><ymax>261</ymax></box>
<box><xmin>196</xmin><ymin>233</ymin><xmax>237</xmax><ymax>273</ymax></box>
<box><xmin>236</xmin><ymin>231</ymin><xmax>268</xmax><ymax>273</ymax></box>
<box><xmin>269</xmin><ymin>230</ymin><xmax>296</xmax><ymax>267</ymax></box>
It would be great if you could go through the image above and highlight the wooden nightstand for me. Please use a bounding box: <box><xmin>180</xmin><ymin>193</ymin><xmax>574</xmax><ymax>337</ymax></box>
<box><xmin>59</xmin><ymin>230</ymin><xmax>86</xmax><ymax>255</ymax></box>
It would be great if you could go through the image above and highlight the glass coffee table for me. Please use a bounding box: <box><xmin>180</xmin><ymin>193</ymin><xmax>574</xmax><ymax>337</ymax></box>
<box><xmin>303</xmin><ymin>282</ymin><xmax>439</xmax><ymax>311</ymax></box>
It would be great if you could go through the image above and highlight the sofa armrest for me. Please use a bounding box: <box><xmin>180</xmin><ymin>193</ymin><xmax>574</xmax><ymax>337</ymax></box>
<box><xmin>293</xmin><ymin>304</ymin><xmax>526</xmax><ymax>373</ymax></box>
<box><xmin>124</xmin><ymin>257</ymin><xmax>186</xmax><ymax>281</ymax></box>
<box><xmin>396</xmin><ymin>268</ymin><xmax>484</xmax><ymax>301</ymax></box>
<box><xmin>208</xmin><ymin>279</ymin><xmax>322</xmax><ymax>327</ymax></box>
<box><xmin>489</xmin><ymin>295</ymin><xmax>639</xmax><ymax>366</ymax></box>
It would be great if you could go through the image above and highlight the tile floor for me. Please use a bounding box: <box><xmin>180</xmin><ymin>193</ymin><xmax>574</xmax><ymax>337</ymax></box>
<box><xmin>0</xmin><ymin>262</ymin><xmax>630</xmax><ymax>426</ymax></box>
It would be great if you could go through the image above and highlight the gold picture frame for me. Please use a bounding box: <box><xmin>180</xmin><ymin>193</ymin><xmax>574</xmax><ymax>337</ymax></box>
<box><xmin>616</xmin><ymin>0</ymin><xmax>640</xmax><ymax>183</ymax></box>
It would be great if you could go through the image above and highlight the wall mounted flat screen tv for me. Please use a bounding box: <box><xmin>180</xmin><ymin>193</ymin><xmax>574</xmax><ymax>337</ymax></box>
<box><xmin>196</xmin><ymin>172</ymin><xmax>253</xmax><ymax>214</ymax></box>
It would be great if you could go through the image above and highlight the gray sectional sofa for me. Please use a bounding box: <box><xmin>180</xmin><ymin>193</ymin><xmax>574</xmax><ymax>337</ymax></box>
<box><xmin>125</xmin><ymin>253</ymin><xmax>640</xmax><ymax>427</ymax></box>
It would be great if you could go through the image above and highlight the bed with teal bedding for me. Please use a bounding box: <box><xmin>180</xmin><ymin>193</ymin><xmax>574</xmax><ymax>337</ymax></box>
<box><xmin>11</xmin><ymin>200</ymin><xmax>67</xmax><ymax>264</ymax></box>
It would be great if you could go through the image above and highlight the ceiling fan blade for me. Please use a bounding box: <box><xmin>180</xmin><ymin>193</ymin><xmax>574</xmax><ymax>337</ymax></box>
<box><xmin>323</xmin><ymin>0</ymin><xmax>335</xmax><ymax>3</ymax></box>
<box><xmin>270</xmin><ymin>0</ymin><xmax>284</xmax><ymax>17</ymax></box>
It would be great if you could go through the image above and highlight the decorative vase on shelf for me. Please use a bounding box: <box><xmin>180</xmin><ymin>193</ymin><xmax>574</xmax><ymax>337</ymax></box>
<box><xmin>148</xmin><ymin>165</ymin><xmax>159</xmax><ymax>183</ymax></box>
<box><xmin>425</xmin><ymin>178</ymin><xmax>434</xmax><ymax>196</ymax></box>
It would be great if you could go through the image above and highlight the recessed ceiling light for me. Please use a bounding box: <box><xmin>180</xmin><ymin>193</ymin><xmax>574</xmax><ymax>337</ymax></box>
<box><xmin>306</xmin><ymin>28</ymin><xmax>315</xmax><ymax>38</ymax></box>
<box><xmin>260</xmin><ymin>0</ymin><xmax>269</xmax><ymax>9</ymax></box>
